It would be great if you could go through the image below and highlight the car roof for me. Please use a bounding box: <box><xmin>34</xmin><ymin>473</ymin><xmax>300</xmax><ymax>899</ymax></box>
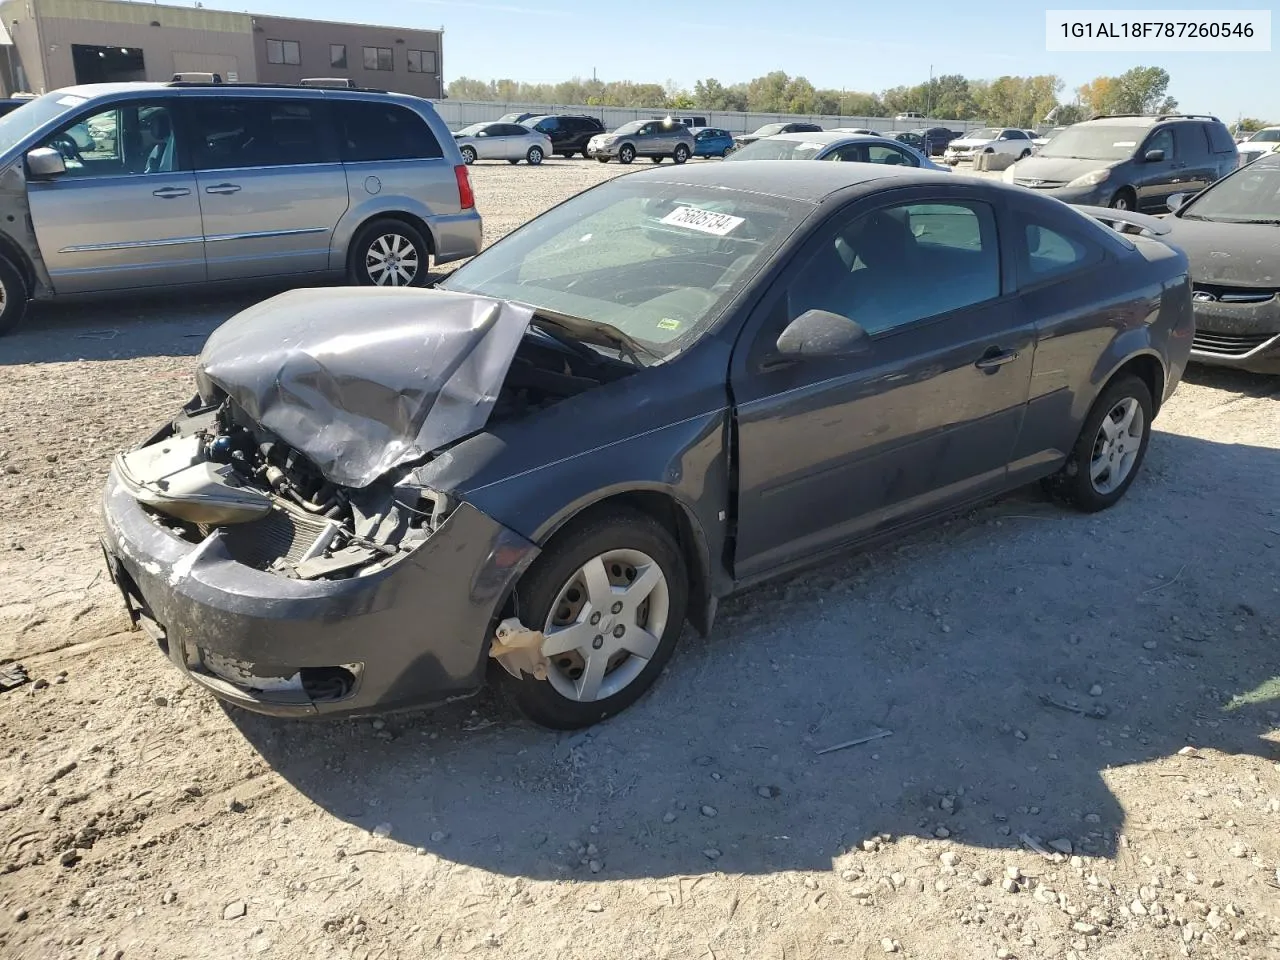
<box><xmin>764</xmin><ymin>131</ymin><xmax>891</xmax><ymax>145</ymax></box>
<box><xmin>624</xmin><ymin>157</ymin><xmax>956</xmax><ymax>202</ymax></box>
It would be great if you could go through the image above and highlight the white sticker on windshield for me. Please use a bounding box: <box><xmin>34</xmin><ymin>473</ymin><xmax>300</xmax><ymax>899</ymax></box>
<box><xmin>55</xmin><ymin>95</ymin><xmax>87</xmax><ymax>107</ymax></box>
<box><xmin>1113</xmin><ymin>141</ymin><xmax>1136</xmax><ymax>147</ymax></box>
<box><xmin>659</xmin><ymin>206</ymin><xmax>745</xmax><ymax>236</ymax></box>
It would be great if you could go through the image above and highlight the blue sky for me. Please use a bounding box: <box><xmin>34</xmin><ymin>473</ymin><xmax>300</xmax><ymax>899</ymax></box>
<box><xmin>226</xmin><ymin>0</ymin><xmax>1277</xmax><ymax>119</ymax></box>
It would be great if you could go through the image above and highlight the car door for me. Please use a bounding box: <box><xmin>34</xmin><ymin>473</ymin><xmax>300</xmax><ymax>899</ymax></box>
<box><xmin>472</xmin><ymin>124</ymin><xmax>504</xmax><ymax>159</ymax></box>
<box><xmin>1173</xmin><ymin>124</ymin><xmax>1214</xmax><ymax>197</ymax></box>
<box><xmin>633</xmin><ymin>122</ymin><xmax>658</xmax><ymax>156</ymax></box>
<box><xmin>728</xmin><ymin>189</ymin><xmax>1034</xmax><ymax>580</ymax></box>
<box><xmin>1133</xmin><ymin>127</ymin><xmax>1179</xmax><ymax>211</ymax></box>
<box><xmin>185</xmin><ymin>95</ymin><xmax>349</xmax><ymax>280</ymax></box>
<box><xmin>26</xmin><ymin>97</ymin><xmax>205</xmax><ymax>293</ymax></box>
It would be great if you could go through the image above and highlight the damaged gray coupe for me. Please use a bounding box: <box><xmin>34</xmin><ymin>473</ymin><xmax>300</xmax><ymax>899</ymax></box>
<box><xmin>101</xmin><ymin>162</ymin><xmax>1193</xmax><ymax>728</ymax></box>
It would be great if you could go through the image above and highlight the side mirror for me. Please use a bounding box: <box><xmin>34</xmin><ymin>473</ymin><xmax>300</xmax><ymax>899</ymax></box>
<box><xmin>1143</xmin><ymin>148</ymin><xmax>1165</xmax><ymax>162</ymax></box>
<box><xmin>776</xmin><ymin>309</ymin><xmax>870</xmax><ymax>359</ymax></box>
<box><xmin>1166</xmin><ymin>192</ymin><xmax>1187</xmax><ymax>212</ymax></box>
<box><xmin>26</xmin><ymin>147</ymin><xmax>65</xmax><ymax>179</ymax></box>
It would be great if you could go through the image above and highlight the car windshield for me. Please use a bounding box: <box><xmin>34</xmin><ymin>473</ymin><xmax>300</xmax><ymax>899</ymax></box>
<box><xmin>1038</xmin><ymin>125</ymin><xmax>1147</xmax><ymax>160</ymax></box>
<box><xmin>1180</xmin><ymin>160</ymin><xmax>1280</xmax><ymax>223</ymax></box>
<box><xmin>752</xmin><ymin>123</ymin><xmax>788</xmax><ymax>137</ymax></box>
<box><xmin>440</xmin><ymin>178</ymin><xmax>809</xmax><ymax>359</ymax></box>
<box><xmin>456</xmin><ymin>123</ymin><xmax>491</xmax><ymax>136</ymax></box>
<box><xmin>0</xmin><ymin>91</ymin><xmax>83</xmax><ymax>152</ymax></box>
<box><xmin>964</xmin><ymin>128</ymin><xmax>1000</xmax><ymax>140</ymax></box>
<box><xmin>1247</xmin><ymin>129</ymin><xmax>1280</xmax><ymax>142</ymax></box>
<box><xmin>726</xmin><ymin>138</ymin><xmax>827</xmax><ymax>161</ymax></box>
<box><xmin>613</xmin><ymin>121</ymin><xmax>644</xmax><ymax>135</ymax></box>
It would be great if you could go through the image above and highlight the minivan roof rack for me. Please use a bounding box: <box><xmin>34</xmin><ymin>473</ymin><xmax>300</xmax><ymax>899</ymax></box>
<box><xmin>299</xmin><ymin>77</ymin><xmax>355</xmax><ymax>88</ymax></box>
<box><xmin>165</xmin><ymin>80</ymin><xmax>390</xmax><ymax>94</ymax></box>
<box><xmin>1089</xmin><ymin>112</ymin><xmax>1221</xmax><ymax>122</ymax></box>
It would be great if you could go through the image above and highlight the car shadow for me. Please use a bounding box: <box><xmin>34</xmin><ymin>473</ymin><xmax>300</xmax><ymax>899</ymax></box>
<box><xmin>226</xmin><ymin>428</ymin><xmax>1280</xmax><ymax>882</ymax></box>
<box><xmin>0</xmin><ymin>273</ymin><xmax>455</xmax><ymax>366</ymax></box>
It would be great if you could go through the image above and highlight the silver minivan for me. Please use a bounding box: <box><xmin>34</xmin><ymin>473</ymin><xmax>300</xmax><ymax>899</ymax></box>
<box><xmin>0</xmin><ymin>81</ymin><xmax>482</xmax><ymax>334</ymax></box>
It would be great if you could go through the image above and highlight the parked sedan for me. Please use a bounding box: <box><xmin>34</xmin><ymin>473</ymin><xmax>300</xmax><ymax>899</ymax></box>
<box><xmin>732</xmin><ymin>120</ymin><xmax>823</xmax><ymax>150</ymax></box>
<box><xmin>1236</xmin><ymin>126</ymin><xmax>1280</xmax><ymax>166</ymax></box>
<box><xmin>690</xmin><ymin>126</ymin><xmax>735</xmax><ymax>158</ymax></box>
<box><xmin>587</xmin><ymin>119</ymin><xmax>695</xmax><ymax>164</ymax></box>
<box><xmin>454</xmin><ymin>122</ymin><xmax>552</xmax><ymax>165</ymax></box>
<box><xmin>726</xmin><ymin>132</ymin><xmax>951</xmax><ymax>172</ymax></box>
<box><xmin>943</xmin><ymin>127</ymin><xmax>1034</xmax><ymax>164</ymax></box>
<box><xmin>101</xmin><ymin>161</ymin><xmax>1191</xmax><ymax>729</ymax></box>
<box><xmin>1163</xmin><ymin>154</ymin><xmax>1280</xmax><ymax>373</ymax></box>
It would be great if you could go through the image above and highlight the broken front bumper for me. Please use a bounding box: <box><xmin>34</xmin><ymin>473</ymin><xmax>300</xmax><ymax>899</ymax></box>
<box><xmin>100</xmin><ymin>466</ymin><xmax>539</xmax><ymax>718</ymax></box>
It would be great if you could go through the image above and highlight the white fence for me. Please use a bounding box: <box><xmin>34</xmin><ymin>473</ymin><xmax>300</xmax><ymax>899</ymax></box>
<box><xmin>431</xmin><ymin>99</ymin><xmax>985</xmax><ymax>135</ymax></box>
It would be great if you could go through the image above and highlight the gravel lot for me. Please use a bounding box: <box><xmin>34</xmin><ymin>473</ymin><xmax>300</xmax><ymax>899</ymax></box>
<box><xmin>1</xmin><ymin>157</ymin><xmax>1279</xmax><ymax>960</ymax></box>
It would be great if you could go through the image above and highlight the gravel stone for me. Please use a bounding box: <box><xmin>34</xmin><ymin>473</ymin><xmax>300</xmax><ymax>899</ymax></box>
<box><xmin>223</xmin><ymin>901</ymin><xmax>247</xmax><ymax>920</ymax></box>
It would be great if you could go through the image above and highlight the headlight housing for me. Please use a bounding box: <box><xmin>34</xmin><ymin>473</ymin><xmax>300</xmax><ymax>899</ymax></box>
<box><xmin>1068</xmin><ymin>168</ymin><xmax>1111</xmax><ymax>188</ymax></box>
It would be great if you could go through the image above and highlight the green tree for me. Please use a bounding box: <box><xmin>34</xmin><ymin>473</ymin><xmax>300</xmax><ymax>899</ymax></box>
<box><xmin>1237</xmin><ymin>117</ymin><xmax>1269</xmax><ymax>132</ymax></box>
<box><xmin>1078</xmin><ymin>67</ymin><xmax>1176</xmax><ymax>116</ymax></box>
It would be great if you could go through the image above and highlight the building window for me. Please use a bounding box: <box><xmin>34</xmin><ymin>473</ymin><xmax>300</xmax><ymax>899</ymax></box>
<box><xmin>407</xmin><ymin>49</ymin><xmax>436</xmax><ymax>74</ymax></box>
<box><xmin>266</xmin><ymin>39</ymin><xmax>300</xmax><ymax>65</ymax></box>
<box><xmin>363</xmin><ymin>46</ymin><xmax>393</xmax><ymax>71</ymax></box>
<box><xmin>329</xmin><ymin>44</ymin><xmax>347</xmax><ymax>69</ymax></box>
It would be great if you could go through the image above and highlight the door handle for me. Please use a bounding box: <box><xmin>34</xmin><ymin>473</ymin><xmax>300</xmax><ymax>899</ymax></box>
<box><xmin>975</xmin><ymin>348</ymin><xmax>1018</xmax><ymax>371</ymax></box>
<box><xmin>151</xmin><ymin>187</ymin><xmax>191</xmax><ymax>199</ymax></box>
<box><xmin>204</xmin><ymin>183</ymin><xmax>241</xmax><ymax>195</ymax></box>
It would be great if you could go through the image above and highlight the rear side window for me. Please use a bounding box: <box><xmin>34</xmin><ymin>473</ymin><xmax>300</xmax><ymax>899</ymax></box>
<box><xmin>187</xmin><ymin>98</ymin><xmax>337</xmax><ymax>169</ymax></box>
<box><xmin>1176</xmin><ymin>124</ymin><xmax>1211</xmax><ymax>159</ymax></box>
<box><xmin>1206</xmin><ymin>122</ymin><xmax>1237</xmax><ymax>154</ymax></box>
<box><xmin>334</xmin><ymin>100</ymin><xmax>443</xmax><ymax>162</ymax></box>
<box><xmin>1015</xmin><ymin>208</ymin><xmax>1106</xmax><ymax>286</ymax></box>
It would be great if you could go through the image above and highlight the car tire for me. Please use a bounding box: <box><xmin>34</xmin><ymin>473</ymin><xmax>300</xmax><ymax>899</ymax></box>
<box><xmin>581</xmin><ymin>150</ymin><xmax>591</xmax><ymax>159</ymax></box>
<box><xmin>1109</xmin><ymin>188</ymin><xmax>1137</xmax><ymax>211</ymax></box>
<box><xmin>526</xmin><ymin>146</ymin><xmax>544</xmax><ymax>165</ymax></box>
<box><xmin>618</xmin><ymin>144</ymin><xmax>635</xmax><ymax>164</ymax></box>
<box><xmin>1046</xmin><ymin>374</ymin><xmax>1153</xmax><ymax>512</ymax></box>
<box><xmin>596</xmin><ymin>157</ymin><xmax>610</xmax><ymax>163</ymax></box>
<box><xmin>460</xmin><ymin>145</ymin><xmax>477</xmax><ymax>165</ymax></box>
<box><xmin>560</xmin><ymin>151</ymin><xmax>574</xmax><ymax>159</ymax></box>
<box><xmin>650</xmin><ymin>155</ymin><xmax>663</xmax><ymax>163</ymax></box>
<box><xmin>0</xmin><ymin>256</ymin><xmax>29</xmax><ymax>337</ymax></box>
<box><xmin>673</xmin><ymin>144</ymin><xmax>690</xmax><ymax>164</ymax></box>
<box><xmin>495</xmin><ymin>508</ymin><xmax>689</xmax><ymax>730</ymax></box>
<box><xmin>347</xmin><ymin>218</ymin><xmax>430</xmax><ymax>288</ymax></box>
<box><xmin>1020</xmin><ymin>148</ymin><xmax>1032</xmax><ymax>158</ymax></box>
<box><xmin>720</xmin><ymin>147</ymin><xmax>732</xmax><ymax>158</ymax></box>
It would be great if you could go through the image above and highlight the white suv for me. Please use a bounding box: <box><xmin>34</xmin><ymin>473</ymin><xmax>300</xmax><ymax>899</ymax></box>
<box><xmin>943</xmin><ymin>127</ymin><xmax>1035</xmax><ymax>165</ymax></box>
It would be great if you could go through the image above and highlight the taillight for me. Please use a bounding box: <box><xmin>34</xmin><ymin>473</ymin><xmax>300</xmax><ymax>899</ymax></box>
<box><xmin>454</xmin><ymin>164</ymin><xmax>475</xmax><ymax>210</ymax></box>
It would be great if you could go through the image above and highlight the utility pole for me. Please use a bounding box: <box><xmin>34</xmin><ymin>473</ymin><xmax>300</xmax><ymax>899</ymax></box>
<box><xmin>925</xmin><ymin>64</ymin><xmax>933</xmax><ymax>119</ymax></box>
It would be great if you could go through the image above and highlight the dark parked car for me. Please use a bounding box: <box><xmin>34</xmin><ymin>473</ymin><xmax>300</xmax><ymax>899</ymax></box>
<box><xmin>889</xmin><ymin>131</ymin><xmax>927</xmax><ymax>151</ymax></box>
<box><xmin>101</xmin><ymin>162</ymin><xmax>1192</xmax><ymax>729</ymax></box>
<box><xmin>733</xmin><ymin>121</ymin><xmax>823</xmax><ymax>150</ymax></box>
<box><xmin>522</xmin><ymin>114</ymin><xmax>606</xmax><ymax>158</ymax></box>
<box><xmin>497</xmin><ymin>111</ymin><xmax>539</xmax><ymax>124</ymax></box>
<box><xmin>1163</xmin><ymin>153</ymin><xmax>1280</xmax><ymax>373</ymax></box>
<box><xmin>919</xmin><ymin>127</ymin><xmax>960</xmax><ymax>155</ymax></box>
<box><xmin>1005</xmin><ymin>114</ymin><xmax>1239</xmax><ymax>212</ymax></box>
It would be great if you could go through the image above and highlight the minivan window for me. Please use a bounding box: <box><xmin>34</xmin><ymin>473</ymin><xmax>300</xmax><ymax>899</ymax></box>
<box><xmin>1144</xmin><ymin>128</ymin><xmax>1174</xmax><ymax>158</ymax></box>
<box><xmin>334</xmin><ymin>101</ymin><xmax>442</xmax><ymax>162</ymax></box>
<box><xmin>188</xmin><ymin>98</ymin><xmax>337</xmax><ymax>170</ymax></box>
<box><xmin>0</xmin><ymin>91</ymin><xmax>83</xmax><ymax>152</ymax></box>
<box><xmin>40</xmin><ymin>102</ymin><xmax>177</xmax><ymax>177</ymax></box>
<box><xmin>1208</xmin><ymin>123</ymin><xmax>1240</xmax><ymax>152</ymax></box>
<box><xmin>1037</xmin><ymin>125</ymin><xmax>1149</xmax><ymax>161</ymax></box>
<box><xmin>1175</xmin><ymin>124</ymin><xmax>1210</xmax><ymax>159</ymax></box>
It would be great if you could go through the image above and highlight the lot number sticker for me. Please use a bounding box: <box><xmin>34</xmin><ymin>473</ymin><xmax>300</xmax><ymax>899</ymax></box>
<box><xmin>660</xmin><ymin>206</ymin><xmax>745</xmax><ymax>236</ymax></box>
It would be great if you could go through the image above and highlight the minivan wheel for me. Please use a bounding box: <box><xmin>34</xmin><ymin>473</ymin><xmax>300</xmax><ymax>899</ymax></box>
<box><xmin>460</xmin><ymin>145</ymin><xmax>477</xmax><ymax>165</ymax></box>
<box><xmin>673</xmin><ymin>144</ymin><xmax>690</xmax><ymax>164</ymax></box>
<box><xmin>349</xmin><ymin>218</ymin><xmax>429</xmax><ymax>288</ymax></box>
<box><xmin>618</xmin><ymin>144</ymin><xmax>635</xmax><ymax>164</ymax></box>
<box><xmin>495</xmin><ymin>508</ymin><xmax>688</xmax><ymax>730</ymax></box>
<box><xmin>1109</xmin><ymin>188</ymin><xmax>1136</xmax><ymax>211</ymax></box>
<box><xmin>0</xmin><ymin>256</ymin><xmax>29</xmax><ymax>336</ymax></box>
<box><xmin>1045</xmin><ymin>374</ymin><xmax>1153</xmax><ymax>512</ymax></box>
<box><xmin>526</xmin><ymin>146</ymin><xmax>544</xmax><ymax>165</ymax></box>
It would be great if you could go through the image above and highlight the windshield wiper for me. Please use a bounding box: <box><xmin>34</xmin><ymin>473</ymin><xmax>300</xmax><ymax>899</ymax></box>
<box><xmin>528</xmin><ymin>307</ymin><xmax>664</xmax><ymax>367</ymax></box>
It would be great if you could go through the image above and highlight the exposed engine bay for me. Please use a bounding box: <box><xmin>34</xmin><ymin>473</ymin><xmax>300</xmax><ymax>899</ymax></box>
<box><xmin>116</xmin><ymin>320</ymin><xmax>634</xmax><ymax>582</ymax></box>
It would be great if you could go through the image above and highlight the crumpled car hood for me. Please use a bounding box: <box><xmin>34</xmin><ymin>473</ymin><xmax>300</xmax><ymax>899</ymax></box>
<box><xmin>196</xmin><ymin>287</ymin><xmax>534</xmax><ymax>489</ymax></box>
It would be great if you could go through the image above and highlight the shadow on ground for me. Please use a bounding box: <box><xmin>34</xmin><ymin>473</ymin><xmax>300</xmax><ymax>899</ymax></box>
<box><xmin>227</xmin><ymin>425</ymin><xmax>1280</xmax><ymax>881</ymax></box>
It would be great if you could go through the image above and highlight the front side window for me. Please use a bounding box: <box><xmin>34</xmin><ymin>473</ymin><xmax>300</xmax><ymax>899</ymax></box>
<box><xmin>406</xmin><ymin>49</ymin><xmax>436</xmax><ymax>73</ymax></box>
<box><xmin>266</xmin><ymin>39</ymin><xmax>300</xmax><ymax>65</ymax></box>
<box><xmin>866</xmin><ymin>144</ymin><xmax>917</xmax><ymax>166</ymax></box>
<box><xmin>1005</xmin><ymin>129</ymin><xmax>1028</xmax><ymax>140</ymax></box>
<box><xmin>788</xmin><ymin>201</ymin><xmax>1000</xmax><ymax>336</ymax></box>
<box><xmin>188</xmin><ymin>98</ymin><xmax>336</xmax><ymax>169</ymax></box>
<box><xmin>40</xmin><ymin>101</ymin><xmax>178</xmax><ymax>177</ymax></box>
<box><xmin>1144</xmin><ymin>128</ymin><xmax>1174</xmax><ymax>158</ymax></box>
<box><xmin>441</xmin><ymin>180</ymin><xmax>808</xmax><ymax>358</ymax></box>
<box><xmin>335</xmin><ymin>100</ymin><xmax>442</xmax><ymax>162</ymax></box>
<box><xmin>330</xmin><ymin>44</ymin><xmax>347</xmax><ymax>69</ymax></box>
<box><xmin>363</xmin><ymin>46</ymin><xmax>394</xmax><ymax>71</ymax></box>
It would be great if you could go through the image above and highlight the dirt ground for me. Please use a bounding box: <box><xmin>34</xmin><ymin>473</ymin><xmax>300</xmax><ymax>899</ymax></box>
<box><xmin>1</xmin><ymin>158</ymin><xmax>1278</xmax><ymax>960</ymax></box>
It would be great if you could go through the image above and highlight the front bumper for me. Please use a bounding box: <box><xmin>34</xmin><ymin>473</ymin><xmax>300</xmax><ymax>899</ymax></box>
<box><xmin>100</xmin><ymin>467</ymin><xmax>539</xmax><ymax>718</ymax></box>
<box><xmin>1189</xmin><ymin>298</ymin><xmax>1280</xmax><ymax>373</ymax></box>
<box><xmin>586</xmin><ymin>141</ymin><xmax>620</xmax><ymax>158</ymax></box>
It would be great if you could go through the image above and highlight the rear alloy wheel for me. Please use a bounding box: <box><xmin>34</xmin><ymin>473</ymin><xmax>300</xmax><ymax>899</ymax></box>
<box><xmin>460</xmin><ymin>145</ymin><xmax>477</xmax><ymax>165</ymax></box>
<box><xmin>1046</xmin><ymin>374</ymin><xmax>1153</xmax><ymax>512</ymax></box>
<box><xmin>618</xmin><ymin>144</ymin><xmax>636</xmax><ymax>164</ymax></box>
<box><xmin>673</xmin><ymin>144</ymin><xmax>690</xmax><ymax>164</ymax></box>
<box><xmin>349</xmin><ymin>219</ymin><xmax>428</xmax><ymax>288</ymax></box>
<box><xmin>526</xmin><ymin>146</ymin><xmax>544</xmax><ymax>165</ymax></box>
<box><xmin>496</xmin><ymin>509</ymin><xmax>688</xmax><ymax>729</ymax></box>
<box><xmin>0</xmin><ymin>256</ymin><xmax>29</xmax><ymax>336</ymax></box>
